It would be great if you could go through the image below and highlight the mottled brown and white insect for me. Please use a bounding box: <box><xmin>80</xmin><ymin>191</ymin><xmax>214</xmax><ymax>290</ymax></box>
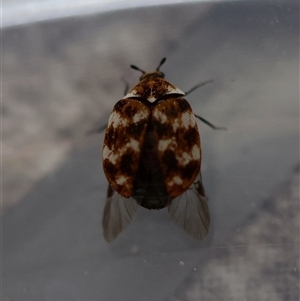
<box><xmin>102</xmin><ymin>58</ymin><xmax>224</xmax><ymax>242</ymax></box>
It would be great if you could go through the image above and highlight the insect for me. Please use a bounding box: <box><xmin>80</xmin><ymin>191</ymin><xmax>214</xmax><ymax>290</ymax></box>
<box><xmin>102</xmin><ymin>58</ymin><xmax>225</xmax><ymax>242</ymax></box>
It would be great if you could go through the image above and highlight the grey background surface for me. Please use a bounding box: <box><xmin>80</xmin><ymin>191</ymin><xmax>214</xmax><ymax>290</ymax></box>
<box><xmin>3</xmin><ymin>1</ymin><xmax>299</xmax><ymax>300</ymax></box>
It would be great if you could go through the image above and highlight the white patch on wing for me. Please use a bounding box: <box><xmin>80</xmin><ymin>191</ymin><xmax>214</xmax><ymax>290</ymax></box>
<box><xmin>133</xmin><ymin>109</ymin><xmax>148</xmax><ymax>123</ymax></box>
<box><xmin>147</xmin><ymin>96</ymin><xmax>156</xmax><ymax>103</ymax></box>
<box><xmin>108</xmin><ymin>111</ymin><xmax>128</xmax><ymax>128</ymax></box>
<box><xmin>173</xmin><ymin>176</ymin><xmax>183</xmax><ymax>185</ymax></box>
<box><xmin>168</xmin><ymin>176</ymin><xmax>183</xmax><ymax>187</ymax></box>
<box><xmin>158</xmin><ymin>138</ymin><xmax>177</xmax><ymax>152</ymax></box>
<box><xmin>129</xmin><ymin>138</ymin><xmax>139</xmax><ymax>152</ymax></box>
<box><xmin>116</xmin><ymin>175</ymin><xmax>128</xmax><ymax>185</ymax></box>
<box><xmin>192</xmin><ymin>144</ymin><xmax>200</xmax><ymax>160</ymax></box>
<box><xmin>104</xmin><ymin>138</ymin><xmax>140</xmax><ymax>164</ymax></box>
<box><xmin>166</xmin><ymin>85</ymin><xmax>185</xmax><ymax>95</ymax></box>
<box><xmin>153</xmin><ymin>110</ymin><xmax>167</xmax><ymax>123</ymax></box>
<box><xmin>172</xmin><ymin>119</ymin><xmax>180</xmax><ymax>131</ymax></box>
<box><xmin>124</xmin><ymin>90</ymin><xmax>138</xmax><ymax>99</ymax></box>
<box><xmin>104</xmin><ymin>149</ymin><xmax>119</xmax><ymax>165</ymax></box>
<box><xmin>181</xmin><ymin>112</ymin><xmax>196</xmax><ymax>129</ymax></box>
<box><xmin>177</xmin><ymin>152</ymin><xmax>192</xmax><ymax>166</ymax></box>
<box><xmin>103</xmin><ymin>145</ymin><xmax>112</xmax><ymax>161</ymax></box>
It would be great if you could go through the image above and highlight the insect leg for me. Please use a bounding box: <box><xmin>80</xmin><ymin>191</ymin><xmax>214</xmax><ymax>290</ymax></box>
<box><xmin>185</xmin><ymin>79</ymin><xmax>226</xmax><ymax>130</ymax></box>
<box><xmin>121</xmin><ymin>78</ymin><xmax>130</xmax><ymax>96</ymax></box>
<box><xmin>87</xmin><ymin>78</ymin><xmax>130</xmax><ymax>135</ymax></box>
<box><xmin>194</xmin><ymin>114</ymin><xmax>227</xmax><ymax>130</ymax></box>
<box><xmin>86</xmin><ymin>123</ymin><xmax>108</xmax><ymax>135</ymax></box>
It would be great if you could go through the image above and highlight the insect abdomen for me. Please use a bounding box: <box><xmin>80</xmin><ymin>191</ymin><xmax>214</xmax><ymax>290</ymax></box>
<box><xmin>132</xmin><ymin>129</ymin><xmax>171</xmax><ymax>209</ymax></box>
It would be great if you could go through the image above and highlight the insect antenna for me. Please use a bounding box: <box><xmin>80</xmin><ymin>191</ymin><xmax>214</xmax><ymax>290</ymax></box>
<box><xmin>130</xmin><ymin>64</ymin><xmax>146</xmax><ymax>74</ymax></box>
<box><xmin>185</xmin><ymin>79</ymin><xmax>213</xmax><ymax>96</ymax></box>
<box><xmin>156</xmin><ymin>57</ymin><xmax>167</xmax><ymax>71</ymax></box>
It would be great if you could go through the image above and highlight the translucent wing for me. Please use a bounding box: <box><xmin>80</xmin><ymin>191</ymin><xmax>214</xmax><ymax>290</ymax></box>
<box><xmin>102</xmin><ymin>184</ymin><xmax>139</xmax><ymax>242</ymax></box>
<box><xmin>168</xmin><ymin>172</ymin><xmax>210</xmax><ymax>240</ymax></box>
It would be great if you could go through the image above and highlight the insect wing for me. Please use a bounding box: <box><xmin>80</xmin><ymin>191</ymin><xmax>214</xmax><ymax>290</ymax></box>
<box><xmin>102</xmin><ymin>184</ymin><xmax>139</xmax><ymax>242</ymax></box>
<box><xmin>168</xmin><ymin>172</ymin><xmax>210</xmax><ymax>240</ymax></box>
<box><xmin>103</xmin><ymin>98</ymin><xmax>150</xmax><ymax>198</ymax></box>
<box><xmin>152</xmin><ymin>97</ymin><xmax>201</xmax><ymax>198</ymax></box>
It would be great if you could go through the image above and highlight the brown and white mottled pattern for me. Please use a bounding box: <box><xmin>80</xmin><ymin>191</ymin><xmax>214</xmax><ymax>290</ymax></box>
<box><xmin>124</xmin><ymin>77</ymin><xmax>184</xmax><ymax>103</ymax></box>
<box><xmin>102</xmin><ymin>64</ymin><xmax>208</xmax><ymax>242</ymax></box>
<box><xmin>152</xmin><ymin>97</ymin><xmax>201</xmax><ymax>198</ymax></box>
<box><xmin>103</xmin><ymin>98</ymin><xmax>150</xmax><ymax>198</ymax></box>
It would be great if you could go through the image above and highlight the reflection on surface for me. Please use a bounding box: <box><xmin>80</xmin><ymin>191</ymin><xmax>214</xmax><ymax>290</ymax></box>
<box><xmin>3</xmin><ymin>0</ymin><xmax>209</xmax><ymax>27</ymax></box>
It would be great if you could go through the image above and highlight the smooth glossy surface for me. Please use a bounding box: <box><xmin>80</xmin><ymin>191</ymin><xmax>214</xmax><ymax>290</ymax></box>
<box><xmin>3</xmin><ymin>1</ymin><xmax>299</xmax><ymax>300</ymax></box>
